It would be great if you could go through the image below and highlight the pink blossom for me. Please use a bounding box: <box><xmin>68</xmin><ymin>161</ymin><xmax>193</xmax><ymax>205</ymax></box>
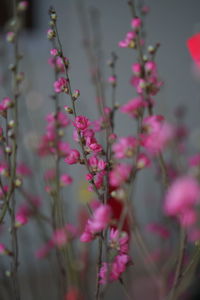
<box><xmin>85</xmin><ymin>173</ymin><xmax>93</xmax><ymax>181</ymax></box>
<box><xmin>50</xmin><ymin>48</ymin><xmax>58</xmax><ymax>56</ymax></box>
<box><xmin>145</xmin><ymin>61</ymin><xmax>157</xmax><ymax>74</ymax></box>
<box><xmin>48</xmin><ymin>56</ymin><xmax>65</xmax><ymax>72</ymax></box>
<box><xmin>52</xmin><ymin>228</ymin><xmax>68</xmax><ymax>247</ymax></box>
<box><xmin>136</xmin><ymin>153</ymin><xmax>151</xmax><ymax>169</ymax></box>
<box><xmin>112</xmin><ymin>136</ymin><xmax>138</xmax><ymax>159</ymax></box>
<box><xmin>109</xmin><ymin>163</ymin><xmax>132</xmax><ymax>187</ymax></box>
<box><xmin>54</xmin><ymin>77</ymin><xmax>68</xmax><ymax>93</ymax></box>
<box><xmin>58</xmin><ymin>141</ymin><xmax>70</xmax><ymax>156</ymax></box>
<box><xmin>131</xmin><ymin>63</ymin><xmax>142</xmax><ymax>76</ymax></box>
<box><xmin>0</xmin><ymin>243</ymin><xmax>6</xmax><ymax>254</ymax></box>
<box><xmin>73</xmin><ymin>115</ymin><xmax>89</xmax><ymax>131</ymax></box>
<box><xmin>178</xmin><ymin>209</ymin><xmax>197</xmax><ymax>228</ymax></box>
<box><xmin>0</xmin><ymin>97</ymin><xmax>12</xmax><ymax>113</ymax></box>
<box><xmin>131</xmin><ymin>17</ymin><xmax>142</xmax><ymax>30</ymax></box>
<box><xmin>0</xmin><ymin>243</ymin><xmax>12</xmax><ymax>256</ymax></box>
<box><xmin>118</xmin><ymin>31</ymin><xmax>136</xmax><ymax>48</ymax></box>
<box><xmin>109</xmin><ymin>229</ymin><xmax>129</xmax><ymax>254</ymax></box>
<box><xmin>99</xmin><ymin>254</ymin><xmax>130</xmax><ymax>284</ymax></box>
<box><xmin>64</xmin><ymin>149</ymin><xmax>80</xmax><ymax>165</ymax></box>
<box><xmin>80</xmin><ymin>204</ymin><xmax>112</xmax><ymax>242</ymax></box>
<box><xmin>15</xmin><ymin>213</ymin><xmax>28</xmax><ymax>226</ymax></box>
<box><xmin>164</xmin><ymin>176</ymin><xmax>200</xmax><ymax>217</ymax></box>
<box><xmin>108</xmin><ymin>76</ymin><xmax>117</xmax><ymax>84</ymax></box>
<box><xmin>120</xmin><ymin>97</ymin><xmax>147</xmax><ymax>118</ymax></box>
<box><xmin>141</xmin><ymin>115</ymin><xmax>174</xmax><ymax>154</ymax></box>
<box><xmin>88</xmin><ymin>205</ymin><xmax>112</xmax><ymax>233</ymax></box>
<box><xmin>60</xmin><ymin>174</ymin><xmax>73</xmax><ymax>186</ymax></box>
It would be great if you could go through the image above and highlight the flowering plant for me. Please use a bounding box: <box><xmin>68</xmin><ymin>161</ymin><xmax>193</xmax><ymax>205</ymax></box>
<box><xmin>0</xmin><ymin>1</ymin><xmax>200</xmax><ymax>300</ymax></box>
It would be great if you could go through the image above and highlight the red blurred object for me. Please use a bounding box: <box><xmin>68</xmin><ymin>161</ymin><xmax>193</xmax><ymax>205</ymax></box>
<box><xmin>108</xmin><ymin>195</ymin><xmax>130</xmax><ymax>234</ymax></box>
<box><xmin>187</xmin><ymin>33</ymin><xmax>200</xmax><ymax>63</ymax></box>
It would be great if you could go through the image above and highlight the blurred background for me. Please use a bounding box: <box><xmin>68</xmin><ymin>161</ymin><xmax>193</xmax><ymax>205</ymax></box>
<box><xmin>1</xmin><ymin>0</ymin><xmax>200</xmax><ymax>299</ymax></box>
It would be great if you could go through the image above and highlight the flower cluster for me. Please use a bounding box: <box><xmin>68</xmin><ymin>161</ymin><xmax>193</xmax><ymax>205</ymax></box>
<box><xmin>99</xmin><ymin>229</ymin><xmax>131</xmax><ymax>284</ymax></box>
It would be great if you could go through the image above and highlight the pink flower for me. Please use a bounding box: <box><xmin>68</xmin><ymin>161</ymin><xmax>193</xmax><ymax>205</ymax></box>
<box><xmin>88</xmin><ymin>205</ymin><xmax>112</xmax><ymax>233</ymax></box>
<box><xmin>120</xmin><ymin>97</ymin><xmax>147</xmax><ymax>118</ymax></box>
<box><xmin>164</xmin><ymin>176</ymin><xmax>200</xmax><ymax>217</ymax></box>
<box><xmin>109</xmin><ymin>163</ymin><xmax>132</xmax><ymax>187</ymax></box>
<box><xmin>99</xmin><ymin>254</ymin><xmax>130</xmax><ymax>284</ymax></box>
<box><xmin>52</xmin><ymin>228</ymin><xmax>68</xmax><ymax>247</ymax></box>
<box><xmin>80</xmin><ymin>204</ymin><xmax>112</xmax><ymax>242</ymax></box>
<box><xmin>0</xmin><ymin>243</ymin><xmax>12</xmax><ymax>256</ymax></box>
<box><xmin>131</xmin><ymin>17</ymin><xmax>142</xmax><ymax>30</ymax></box>
<box><xmin>108</xmin><ymin>76</ymin><xmax>117</xmax><ymax>84</ymax></box>
<box><xmin>54</xmin><ymin>77</ymin><xmax>68</xmax><ymax>93</ymax></box>
<box><xmin>60</xmin><ymin>174</ymin><xmax>73</xmax><ymax>186</ymax></box>
<box><xmin>0</xmin><ymin>244</ymin><xmax>6</xmax><ymax>255</ymax></box>
<box><xmin>131</xmin><ymin>63</ymin><xmax>142</xmax><ymax>76</ymax></box>
<box><xmin>73</xmin><ymin>115</ymin><xmax>89</xmax><ymax>131</ymax></box>
<box><xmin>141</xmin><ymin>115</ymin><xmax>174</xmax><ymax>154</ymax></box>
<box><xmin>136</xmin><ymin>153</ymin><xmax>151</xmax><ymax>169</ymax></box>
<box><xmin>0</xmin><ymin>97</ymin><xmax>12</xmax><ymax>113</ymax></box>
<box><xmin>64</xmin><ymin>149</ymin><xmax>80</xmax><ymax>165</ymax></box>
<box><xmin>118</xmin><ymin>31</ymin><xmax>136</xmax><ymax>48</ymax></box>
<box><xmin>109</xmin><ymin>229</ymin><xmax>129</xmax><ymax>254</ymax></box>
<box><xmin>178</xmin><ymin>209</ymin><xmax>197</xmax><ymax>228</ymax></box>
<box><xmin>145</xmin><ymin>61</ymin><xmax>157</xmax><ymax>74</ymax></box>
<box><xmin>50</xmin><ymin>48</ymin><xmax>58</xmax><ymax>56</ymax></box>
<box><xmin>112</xmin><ymin>136</ymin><xmax>138</xmax><ymax>159</ymax></box>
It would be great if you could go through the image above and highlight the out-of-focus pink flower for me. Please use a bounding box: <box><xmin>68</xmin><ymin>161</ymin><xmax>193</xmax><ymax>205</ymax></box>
<box><xmin>109</xmin><ymin>163</ymin><xmax>132</xmax><ymax>187</ymax></box>
<box><xmin>108</xmin><ymin>75</ymin><xmax>117</xmax><ymax>85</ymax></box>
<box><xmin>99</xmin><ymin>254</ymin><xmax>130</xmax><ymax>284</ymax></box>
<box><xmin>112</xmin><ymin>136</ymin><xmax>138</xmax><ymax>159</ymax></box>
<box><xmin>164</xmin><ymin>176</ymin><xmax>200</xmax><ymax>217</ymax></box>
<box><xmin>131</xmin><ymin>17</ymin><xmax>142</xmax><ymax>30</ymax></box>
<box><xmin>0</xmin><ymin>97</ymin><xmax>12</xmax><ymax>113</ymax></box>
<box><xmin>60</xmin><ymin>174</ymin><xmax>73</xmax><ymax>186</ymax></box>
<box><xmin>50</xmin><ymin>48</ymin><xmax>58</xmax><ymax>56</ymax></box>
<box><xmin>178</xmin><ymin>209</ymin><xmax>197</xmax><ymax>228</ymax></box>
<box><xmin>136</xmin><ymin>153</ymin><xmax>151</xmax><ymax>169</ymax></box>
<box><xmin>120</xmin><ymin>97</ymin><xmax>147</xmax><ymax>118</ymax></box>
<box><xmin>80</xmin><ymin>204</ymin><xmax>112</xmax><ymax>242</ymax></box>
<box><xmin>141</xmin><ymin>115</ymin><xmax>174</xmax><ymax>154</ymax></box>
<box><xmin>64</xmin><ymin>149</ymin><xmax>80</xmax><ymax>165</ymax></box>
<box><xmin>132</xmin><ymin>63</ymin><xmax>142</xmax><ymax>76</ymax></box>
<box><xmin>52</xmin><ymin>228</ymin><xmax>68</xmax><ymax>247</ymax></box>
<box><xmin>118</xmin><ymin>31</ymin><xmax>136</xmax><ymax>48</ymax></box>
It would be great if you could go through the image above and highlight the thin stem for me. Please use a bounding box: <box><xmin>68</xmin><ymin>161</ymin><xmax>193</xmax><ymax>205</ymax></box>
<box><xmin>95</xmin><ymin>238</ymin><xmax>103</xmax><ymax>300</ymax></box>
<box><xmin>167</xmin><ymin>229</ymin><xmax>187</xmax><ymax>300</ymax></box>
